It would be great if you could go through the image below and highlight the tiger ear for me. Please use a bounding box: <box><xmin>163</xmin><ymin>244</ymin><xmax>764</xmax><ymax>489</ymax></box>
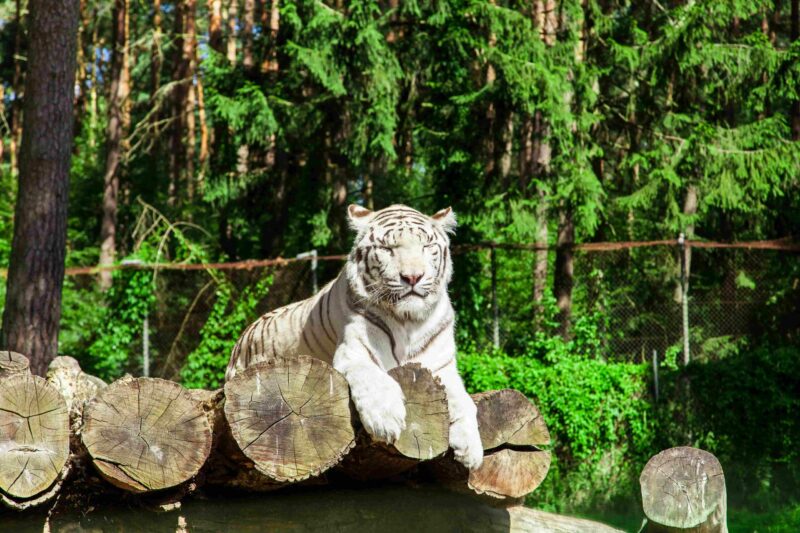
<box><xmin>347</xmin><ymin>204</ymin><xmax>374</xmax><ymax>232</ymax></box>
<box><xmin>431</xmin><ymin>207</ymin><xmax>457</xmax><ymax>234</ymax></box>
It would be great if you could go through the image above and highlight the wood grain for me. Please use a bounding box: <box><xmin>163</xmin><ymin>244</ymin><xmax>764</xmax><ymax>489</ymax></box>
<box><xmin>0</xmin><ymin>373</ymin><xmax>69</xmax><ymax>499</ymax></box>
<box><xmin>223</xmin><ymin>356</ymin><xmax>355</xmax><ymax>483</ymax></box>
<box><xmin>82</xmin><ymin>377</ymin><xmax>212</xmax><ymax>492</ymax></box>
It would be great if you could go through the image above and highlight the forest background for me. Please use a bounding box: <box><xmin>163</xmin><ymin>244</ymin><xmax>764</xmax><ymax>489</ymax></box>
<box><xmin>1</xmin><ymin>0</ymin><xmax>799</xmax><ymax>529</ymax></box>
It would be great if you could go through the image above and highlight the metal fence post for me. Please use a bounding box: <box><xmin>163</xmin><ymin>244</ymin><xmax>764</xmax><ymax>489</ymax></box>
<box><xmin>652</xmin><ymin>349</ymin><xmax>659</xmax><ymax>402</ymax></box>
<box><xmin>491</xmin><ymin>245</ymin><xmax>499</xmax><ymax>349</ymax></box>
<box><xmin>679</xmin><ymin>233</ymin><xmax>691</xmax><ymax>365</ymax></box>
<box><xmin>297</xmin><ymin>250</ymin><xmax>318</xmax><ymax>294</ymax></box>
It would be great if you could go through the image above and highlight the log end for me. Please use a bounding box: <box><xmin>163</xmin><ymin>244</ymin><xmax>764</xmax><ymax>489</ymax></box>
<box><xmin>640</xmin><ymin>446</ymin><xmax>726</xmax><ymax>531</ymax></box>
<box><xmin>223</xmin><ymin>356</ymin><xmax>356</xmax><ymax>484</ymax></box>
<box><xmin>0</xmin><ymin>373</ymin><xmax>70</xmax><ymax>503</ymax></box>
<box><xmin>82</xmin><ymin>377</ymin><xmax>212</xmax><ymax>493</ymax></box>
<box><xmin>0</xmin><ymin>350</ymin><xmax>30</xmax><ymax>378</ymax></box>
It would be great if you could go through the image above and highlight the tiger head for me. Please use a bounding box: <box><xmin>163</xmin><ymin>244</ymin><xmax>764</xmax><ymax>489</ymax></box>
<box><xmin>346</xmin><ymin>204</ymin><xmax>457</xmax><ymax>321</ymax></box>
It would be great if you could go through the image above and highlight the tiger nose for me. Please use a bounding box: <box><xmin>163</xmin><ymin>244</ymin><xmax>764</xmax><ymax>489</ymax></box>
<box><xmin>400</xmin><ymin>273</ymin><xmax>423</xmax><ymax>287</ymax></box>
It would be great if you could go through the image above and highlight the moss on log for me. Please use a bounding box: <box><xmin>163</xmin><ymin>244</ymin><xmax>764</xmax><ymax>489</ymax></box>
<box><xmin>0</xmin><ymin>350</ymin><xmax>29</xmax><ymax>378</ymax></box>
<box><xmin>340</xmin><ymin>364</ymin><xmax>450</xmax><ymax>480</ymax></box>
<box><xmin>222</xmin><ymin>356</ymin><xmax>355</xmax><ymax>485</ymax></box>
<box><xmin>640</xmin><ymin>446</ymin><xmax>727</xmax><ymax>533</ymax></box>
<box><xmin>431</xmin><ymin>389</ymin><xmax>551</xmax><ymax>503</ymax></box>
<box><xmin>81</xmin><ymin>377</ymin><xmax>212</xmax><ymax>493</ymax></box>
<box><xmin>0</xmin><ymin>372</ymin><xmax>70</xmax><ymax>508</ymax></box>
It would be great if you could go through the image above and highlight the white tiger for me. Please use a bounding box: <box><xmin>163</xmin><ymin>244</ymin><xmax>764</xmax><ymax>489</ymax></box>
<box><xmin>226</xmin><ymin>204</ymin><xmax>483</xmax><ymax>470</ymax></box>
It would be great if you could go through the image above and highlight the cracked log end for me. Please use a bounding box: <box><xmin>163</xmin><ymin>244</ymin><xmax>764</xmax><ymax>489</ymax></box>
<box><xmin>432</xmin><ymin>389</ymin><xmax>551</xmax><ymax>503</ymax></box>
<box><xmin>0</xmin><ymin>373</ymin><xmax>70</xmax><ymax>504</ymax></box>
<box><xmin>223</xmin><ymin>356</ymin><xmax>356</xmax><ymax>484</ymax></box>
<box><xmin>81</xmin><ymin>377</ymin><xmax>212</xmax><ymax>493</ymax></box>
<box><xmin>640</xmin><ymin>446</ymin><xmax>727</xmax><ymax>532</ymax></box>
<box><xmin>0</xmin><ymin>350</ymin><xmax>30</xmax><ymax>379</ymax></box>
<box><xmin>340</xmin><ymin>364</ymin><xmax>450</xmax><ymax>480</ymax></box>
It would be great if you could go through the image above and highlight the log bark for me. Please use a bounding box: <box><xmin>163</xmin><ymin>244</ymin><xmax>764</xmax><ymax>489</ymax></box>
<box><xmin>640</xmin><ymin>447</ymin><xmax>727</xmax><ymax>533</ymax></box>
<box><xmin>431</xmin><ymin>389</ymin><xmax>551</xmax><ymax>504</ymax></box>
<box><xmin>339</xmin><ymin>364</ymin><xmax>449</xmax><ymax>480</ymax></box>
<box><xmin>0</xmin><ymin>0</ymin><xmax>80</xmax><ymax>375</ymax></box>
<box><xmin>81</xmin><ymin>376</ymin><xmax>212</xmax><ymax>493</ymax></box>
<box><xmin>0</xmin><ymin>372</ymin><xmax>70</xmax><ymax>509</ymax></box>
<box><xmin>221</xmin><ymin>356</ymin><xmax>356</xmax><ymax>486</ymax></box>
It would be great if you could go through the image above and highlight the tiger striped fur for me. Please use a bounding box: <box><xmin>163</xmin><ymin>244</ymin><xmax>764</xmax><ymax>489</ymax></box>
<box><xmin>226</xmin><ymin>204</ymin><xmax>483</xmax><ymax>470</ymax></box>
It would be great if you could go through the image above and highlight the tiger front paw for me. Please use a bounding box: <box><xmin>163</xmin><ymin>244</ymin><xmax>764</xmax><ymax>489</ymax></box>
<box><xmin>350</xmin><ymin>371</ymin><xmax>407</xmax><ymax>444</ymax></box>
<box><xmin>450</xmin><ymin>417</ymin><xmax>484</xmax><ymax>470</ymax></box>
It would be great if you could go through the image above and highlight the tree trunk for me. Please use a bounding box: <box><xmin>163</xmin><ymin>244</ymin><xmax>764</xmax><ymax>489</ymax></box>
<box><xmin>260</xmin><ymin>0</ymin><xmax>280</xmax><ymax>73</ymax></box>
<box><xmin>184</xmin><ymin>0</ymin><xmax>198</xmax><ymax>202</ymax></box>
<box><xmin>226</xmin><ymin>0</ymin><xmax>238</xmax><ymax>63</ymax></box>
<box><xmin>640</xmin><ymin>447</ymin><xmax>727</xmax><ymax>532</ymax></box>
<box><xmin>9</xmin><ymin>0</ymin><xmax>25</xmax><ymax>176</ymax></box>
<box><xmin>673</xmin><ymin>185</ymin><xmax>698</xmax><ymax>303</ymax></box>
<box><xmin>152</xmin><ymin>0</ymin><xmax>162</xmax><ymax>95</ymax></box>
<box><xmin>792</xmin><ymin>0</ymin><xmax>800</xmax><ymax>140</ymax></box>
<box><xmin>554</xmin><ymin>209</ymin><xmax>575</xmax><ymax>337</ymax></box>
<box><xmin>1</xmin><ymin>0</ymin><xmax>80</xmax><ymax>376</ymax></box>
<box><xmin>98</xmin><ymin>0</ymin><xmax>131</xmax><ymax>291</ymax></box>
<box><xmin>242</xmin><ymin>0</ymin><xmax>255</xmax><ymax>69</ymax></box>
<box><xmin>208</xmin><ymin>0</ymin><xmax>224</xmax><ymax>53</ymax></box>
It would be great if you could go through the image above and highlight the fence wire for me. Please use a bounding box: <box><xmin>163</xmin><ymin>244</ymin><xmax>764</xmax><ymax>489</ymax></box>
<box><xmin>46</xmin><ymin>240</ymin><xmax>800</xmax><ymax>378</ymax></box>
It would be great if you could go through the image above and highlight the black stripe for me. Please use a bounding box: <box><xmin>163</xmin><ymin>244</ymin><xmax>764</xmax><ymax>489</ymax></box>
<box><xmin>346</xmin><ymin>294</ymin><xmax>399</xmax><ymax>364</ymax></box>
<box><xmin>432</xmin><ymin>357</ymin><xmax>455</xmax><ymax>374</ymax></box>
<box><xmin>358</xmin><ymin>338</ymin><xmax>384</xmax><ymax>370</ymax></box>
<box><xmin>318</xmin><ymin>293</ymin><xmax>335</xmax><ymax>345</ymax></box>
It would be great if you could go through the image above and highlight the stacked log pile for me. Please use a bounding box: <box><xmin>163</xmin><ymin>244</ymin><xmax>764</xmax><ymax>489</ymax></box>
<box><xmin>0</xmin><ymin>351</ymin><xmax>551</xmax><ymax>512</ymax></box>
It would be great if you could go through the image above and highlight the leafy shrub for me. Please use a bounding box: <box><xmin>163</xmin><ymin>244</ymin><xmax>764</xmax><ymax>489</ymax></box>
<box><xmin>180</xmin><ymin>274</ymin><xmax>273</xmax><ymax>389</ymax></box>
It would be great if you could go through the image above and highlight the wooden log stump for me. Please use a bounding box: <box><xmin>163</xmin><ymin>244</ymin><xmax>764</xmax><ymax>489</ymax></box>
<box><xmin>640</xmin><ymin>447</ymin><xmax>727</xmax><ymax>533</ymax></box>
<box><xmin>81</xmin><ymin>377</ymin><xmax>212</xmax><ymax>493</ymax></box>
<box><xmin>431</xmin><ymin>389</ymin><xmax>551</xmax><ymax>504</ymax></box>
<box><xmin>340</xmin><ymin>364</ymin><xmax>450</xmax><ymax>480</ymax></box>
<box><xmin>0</xmin><ymin>372</ymin><xmax>70</xmax><ymax>509</ymax></box>
<box><xmin>0</xmin><ymin>350</ymin><xmax>30</xmax><ymax>378</ymax></box>
<box><xmin>46</xmin><ymin>356</ymin><xmax>107</xmax><ymax>415</ymax></box>
<box><xmin>222</xmin><ymin>356</ymin><xmax>356</xmax><ymax>487</ymax></box>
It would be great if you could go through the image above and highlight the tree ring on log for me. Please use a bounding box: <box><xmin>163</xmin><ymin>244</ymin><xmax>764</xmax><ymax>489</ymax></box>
<box><xmin>223</xmin><ymin>355</ymin><xmax>356</xmax><ymax>483</ymax></box>
<box><xmin>388</xmin><ymin>364</ymin><xmax>449</xmax><ymax>460</ymax></box>
<box><xmin>82</xmin><ymin>377</ymin><xmax>212</xmax><ymax>492</ymax></box>
<box><xmin>640</xmin><ymin>446</ymin><xmax>726</xmax><ymax>530</ymax></box>
<box><xmin>0</xmin><ymin>373</ymin><xmax>69</xmax><ymax>500</ymax></box>
<box><xmin>0</xmin><ymin>351</ymin><xmax>30</xmax><ymax>378</ymax></box>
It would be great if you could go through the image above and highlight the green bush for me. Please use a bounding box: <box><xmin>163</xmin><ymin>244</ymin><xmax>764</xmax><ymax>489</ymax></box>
<box><xmin>458</xmin><ymin>335</ymin><xmax>800</xmax><ymax>515</ymax></box>
<box><xmin>180</xmin><ymin>274</ymin><xmax>273</xmax><ymax>389</ymax></box>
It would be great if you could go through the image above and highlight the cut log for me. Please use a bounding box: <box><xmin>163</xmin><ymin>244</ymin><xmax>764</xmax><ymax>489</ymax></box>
<box><xmin>431</xmin><ymin>389</ymin><xmax>551</xmax><ymax>504</ymax></box>
<box><xmin>640</xmin><ymin>446</ymin><xmax>727</xmax><ymax>533</ymax></box>
<box><xmin>340</xmin><ymin>364</ymin><xmax>450</xmax><ymax>480</ymax></box>
<box><xmin>0</xmin><ymin>372</ymin><xmax>70</xmax><ymax>509</ymax></box>
<box><xmin>81</xmin><ymin>377</ymin><xmax>212</xmax><ymax>493</ymax></box>
<box><xmin>222</xmin><ymin>356</ymin><xmax>355</xmax><ymax>486</ymax></box>
<box><xmin>0</xmin><ymin>350</ymin><xmax>29</xmax><ymax>378</ymax></box>
<box><xmin>46</xmin><ymin>355</ymin><xmax>107</xmax><ymax>415</ymax></box>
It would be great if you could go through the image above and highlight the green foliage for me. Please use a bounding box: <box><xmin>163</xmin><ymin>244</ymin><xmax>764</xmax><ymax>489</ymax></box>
<box><xmin>458</xmin><ymin>316</ymin><xmax>656</xmax><ymax>511</ymax></box>
<box><xmin>181</xmin><ymin>274</ymin><xmax>273</xmax><ymax>389</ymax></box>
<box><xmin>82</xmin><ymin>267</ymin><xmax>155</xmax><ymax>381</ymax></box>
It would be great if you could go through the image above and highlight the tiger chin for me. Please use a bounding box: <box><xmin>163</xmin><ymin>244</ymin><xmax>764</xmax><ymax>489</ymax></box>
<box><xmin>226</xmin><ymin>204</ymin><xmax>484</xmax><ymax>470</ymax></box>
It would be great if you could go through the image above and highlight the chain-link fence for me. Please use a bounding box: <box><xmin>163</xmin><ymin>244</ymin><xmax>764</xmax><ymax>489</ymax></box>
<box><xmin>49</xmin><ymin>239</ymin><xmax>800</xmax><ymax>381</ymax></box>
